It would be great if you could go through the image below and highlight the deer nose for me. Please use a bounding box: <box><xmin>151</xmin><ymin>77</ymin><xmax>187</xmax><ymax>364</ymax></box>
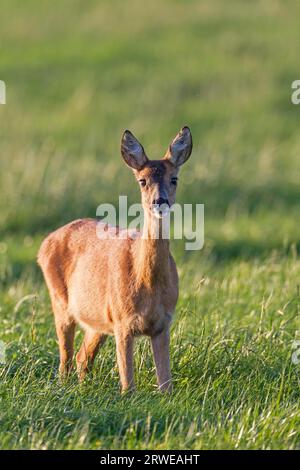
<box><xmin>152</xmin><ymin>197</ymin><xmax>170</xmax><ymax>207</ymax></box>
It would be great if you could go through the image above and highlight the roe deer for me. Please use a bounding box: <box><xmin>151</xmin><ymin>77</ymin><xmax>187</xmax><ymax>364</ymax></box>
<box><xmin>38</xmin><ymin>126</ymin><xmax>192</xmax><ymax>392</ymax></box>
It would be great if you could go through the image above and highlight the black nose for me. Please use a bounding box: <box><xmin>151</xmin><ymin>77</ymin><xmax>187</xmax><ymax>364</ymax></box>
<box><xmin>152</xmin><ymin>197</ymin><xmax>170</xmax><ymax>207</ymax></box>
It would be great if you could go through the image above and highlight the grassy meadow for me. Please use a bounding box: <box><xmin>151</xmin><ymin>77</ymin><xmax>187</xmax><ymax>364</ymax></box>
<box><xmin>1</xmin><ymin>0</ymin><xmax>300</xmax><ymax>449</ymax></box>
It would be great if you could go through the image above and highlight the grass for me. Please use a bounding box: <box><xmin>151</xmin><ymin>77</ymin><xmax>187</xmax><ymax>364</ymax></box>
<box><xmin>0</xmin><ymin>0</ymin><xmax>300</xmax><ymax>449</ymax></box>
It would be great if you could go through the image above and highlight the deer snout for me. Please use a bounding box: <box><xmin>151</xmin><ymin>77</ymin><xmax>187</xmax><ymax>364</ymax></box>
<box><xmin>152</xmin><ymin>197</ymin><xmax>170</xmax><ymax>207</ymax></box>
<box><xmin>151</xmin><ymin>197</ymin><xmax>170</xmax><ymax>218</ymax></box>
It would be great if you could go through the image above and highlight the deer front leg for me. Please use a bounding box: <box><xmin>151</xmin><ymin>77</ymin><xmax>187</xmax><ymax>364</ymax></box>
<box><xmin>115</xmin><ymin>328</ymin><xmax>135</xmax><ymax>392</ymax></box>
<box><xmin>151</xmin><ymin>328</ymin><xmax>172</xmax><ymax>392</ymax></box>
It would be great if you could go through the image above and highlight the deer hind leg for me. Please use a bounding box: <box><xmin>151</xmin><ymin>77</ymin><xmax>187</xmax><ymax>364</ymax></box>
<box><xmin>40</xmin><ymin>251</ymin><xmax>75</xmax><ymax>378</ymax></box>
<box><xmin>76</xmin><ymin>330</ymin><xmax>107</xmax><ymax>381</ymax></box>
<box><xmin>54</xmin><ymin>314</ymin><xmax>76</xmax><ymax>377</ymax></box>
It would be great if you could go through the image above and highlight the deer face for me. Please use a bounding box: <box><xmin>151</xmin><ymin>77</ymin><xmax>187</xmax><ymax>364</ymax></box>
<box><xmin>121</xmin><ymin>127</ymin><xmax>192</xmax><ymax>219</ymax></box>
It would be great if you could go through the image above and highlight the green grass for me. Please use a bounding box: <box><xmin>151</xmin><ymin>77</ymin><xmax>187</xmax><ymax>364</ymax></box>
<box><xmin>1</xmin><ymin>0</ymin><xmax>300</xmax><ymax>449</ymax></box>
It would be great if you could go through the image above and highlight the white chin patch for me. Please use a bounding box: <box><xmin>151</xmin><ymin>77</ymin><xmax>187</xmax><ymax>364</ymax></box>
<box><xmin>152</xmin><ymin>206</ymin><xmax>170</xmax><ymax>219</ymax></box>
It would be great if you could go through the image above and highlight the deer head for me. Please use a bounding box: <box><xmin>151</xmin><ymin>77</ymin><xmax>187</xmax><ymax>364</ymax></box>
<box><xmin>121</xmin><ymin>127</ymin><xmax>192</xmax><ymax>219</ymax></box>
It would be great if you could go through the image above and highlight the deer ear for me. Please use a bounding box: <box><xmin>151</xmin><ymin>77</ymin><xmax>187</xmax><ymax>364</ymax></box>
<box><xmin>121</xmin><ymin>130</ymin><xmax>148</xmax><ymax>170</ymax></box>
<box><xmin>164</xmin><ymin>126</ymin><xmax>192</xmax><ymax>167</ymax></box>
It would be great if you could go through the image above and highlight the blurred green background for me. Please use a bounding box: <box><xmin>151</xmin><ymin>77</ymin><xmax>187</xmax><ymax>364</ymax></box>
<box><xmin>0</xmin><ymin>0</ymin><xmax>300</xmax><ymax>450</ymax></box>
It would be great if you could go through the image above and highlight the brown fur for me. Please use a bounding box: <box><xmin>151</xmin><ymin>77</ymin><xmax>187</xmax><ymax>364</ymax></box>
<box><xmin>38</xmin><ymin>127</ymin><xmax>192</xmax><ymax>392</ymax></box>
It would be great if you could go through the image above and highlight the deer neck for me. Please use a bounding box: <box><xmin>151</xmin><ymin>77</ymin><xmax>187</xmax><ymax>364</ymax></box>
<box><xmin>134</xmin><ymin>209</ymin><xmax>170</xmax><ymax>289</ymax></box>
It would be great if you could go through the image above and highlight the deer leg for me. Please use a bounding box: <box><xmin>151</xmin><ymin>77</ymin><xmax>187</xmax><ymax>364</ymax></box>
<box><xmin>115</xmin><ymin>329</ymin><xmax>135</xmax><ymax>392</ymax></box>
<box><xmin>76</xmin><ymin>330</ymin><xmax>107</xmax><ymax>381</ymax></box>
<box><xmin>55</xmin><ymin>317</ymin><xmax>76</xmax><ymax>378</ymax></box>
<box><xmin>151</xmin><ymin>328</ymin><xmax>172</xmax><ymax>392</ymax></box>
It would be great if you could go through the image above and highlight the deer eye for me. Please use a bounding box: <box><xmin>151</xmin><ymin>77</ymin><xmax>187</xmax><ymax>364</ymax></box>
<box><xmin>139</xmin><ymin>179</ymin><xmax>146</xmax><ymax>187</ymax></box>
<box><xmin>171</xmin><ymin>177</ymin><xmax>178</xmax><ymax>186</ymax></box>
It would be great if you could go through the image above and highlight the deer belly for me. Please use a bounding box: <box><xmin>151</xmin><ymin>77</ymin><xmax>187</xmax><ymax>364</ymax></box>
<box><xmin>67</xmin><ymin>270</ymin><xmax>113</xmax><ymax>334</ymax></box>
